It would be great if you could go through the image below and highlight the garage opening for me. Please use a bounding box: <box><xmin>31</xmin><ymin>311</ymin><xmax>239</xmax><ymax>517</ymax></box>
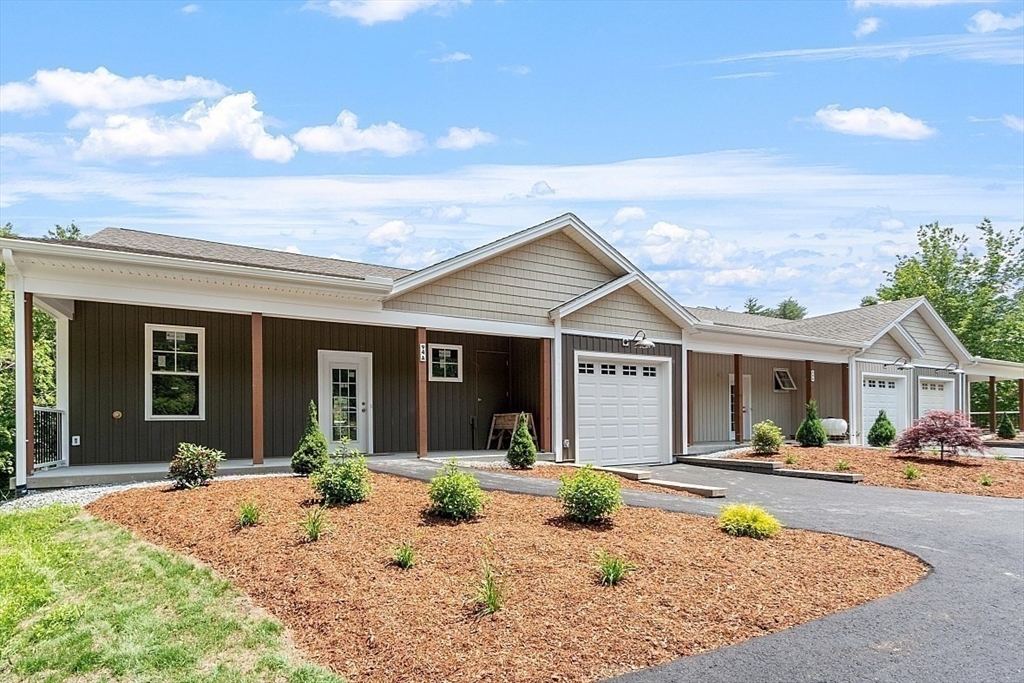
<box><xmin>862</xmin><ymin>375</ymin><xmax>906</xmax><ymax>439</ymax></box>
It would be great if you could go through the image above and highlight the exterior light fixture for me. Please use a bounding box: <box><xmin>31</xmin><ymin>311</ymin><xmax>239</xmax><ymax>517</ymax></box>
<box><xmin>885</xmin><ymin>356</ymin><xmax>915</xmax><ymax>370</ymax></box>
<box><xmin>943</xmin><ymin>362</ymin><xmax>966</xmax><ymax>375</ymax></box>
<box><xmin>623</xmin><ymin>329</ymin><xmax>656</xmax><ymax>349</ymax></box>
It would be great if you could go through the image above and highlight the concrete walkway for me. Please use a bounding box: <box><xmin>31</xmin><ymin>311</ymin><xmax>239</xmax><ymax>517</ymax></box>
<box><xmin>367</xmin><ymin>459</ymin><xmax>1024</xmax><ymax>683</ymax></box>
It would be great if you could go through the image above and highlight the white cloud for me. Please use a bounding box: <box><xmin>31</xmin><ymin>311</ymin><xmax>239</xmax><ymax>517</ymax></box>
<box><xmin>366</xmin><ymin>219</ymin><xmax>415</xmax><ymax>245</ymax></box>
<box><xmin>710</xmin><ymin>71</ymin><xmax>777</xmax><ymax>80</ymax></box>
<box><xmin>814</xmin><ymin>104</ymin><xmax>937</xmax><ymax>140</ymax></box>
<box><xmin>294</xmin><ymin>110</ymin><xmax>424</xmax><ymax>156</ymax></box>
<box><xmin>854</xmin><ymin>17</ymin><xmax>882</xmax><ymax>38</ymax></box>
<box><xmin>435</xmin><ymin>126</ymin><xmax>496</xmax><ymax>150</ymax></box>
<box><xmin>282</xmin><ymin>245</ymin><xmax>302</xmax><ymax>254</ymax></box>
<box><xmin>499</xmin><ymin>65</ymin><xmax>531</xmax><ymax>76</ymax></box>
<box><xmin>0</xmin><ymin>67</ymin><xmax>227</xmax><ymax>112</ymax></box>
<box><xmin>852</xmin><ymin>0</ymin><xmax>989</xmax><ymax>7</ymax></box>
<box><xmin>530</xmin><ymin>180</ymin><xmax>555</xmax><ymax>196</ymax></box>
<box><xmin>638</xmin><ymin>221</ymin><xmax>738</xmax><ymax>268</ymax></box>
<box><xmin>612</xmin><ymin>206</ymin><xmax>646</xmax><ymax>225</ymax></box>
<box><xmin>967</xmin><ymin>10</ymin><xmax>1024</xmax><ymax>34</ymax></box>
<box><xmin>181</xmin><ymin>3</ymin><xmax>200</xmax><ymax>13</ymax></box>
<box><xmin>433</xmin><ymin>51</ymin><xmax>472</xmax><ymax>63</ymax></box>
<box><xmin>303</xmin><ymin>0</ymin><xmax>466</xmax><ymax>25</ymax></box>
<box><xmin>703</xmin><ymin>266</ymin><xmax>801</xmax><ymax>287</ymax></box>
<box><xmin>1003</xmin><ymin>114</ymin><xmax>1024</xmax><ymax>133</ymax></box>
<box><xmin>75</xmin><ymin>92</ymin><xmax>296</xmax><ymax>162</ymax></box>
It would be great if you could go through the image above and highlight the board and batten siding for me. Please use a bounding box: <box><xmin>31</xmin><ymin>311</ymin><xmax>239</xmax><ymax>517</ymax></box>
<box><xmin>69</xmin><ymin>301</ymin><xmax>252</xmax><ymax>465</ymax></box>
<box><xmin>561</xmin><ymin>334</ymin><xmax>684</xmax><ymax>460</ymax></box>
<box><xmin>384</xmin><ymin>231</ymin><xmax>617</xmax><ymax>324</ymax></box>
<box><xmin>562</xmin><ymin>285</ymin><xmax>680</xmax><ymax>340</ymax></box>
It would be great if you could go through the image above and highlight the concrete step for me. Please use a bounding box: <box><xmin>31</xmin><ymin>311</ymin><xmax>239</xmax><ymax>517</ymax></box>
<box><xmin>675</xmin><ymin>456</ymin><xmax>779</xmax><ymax>474</ymax></box>
<box><xmin>776</xmin><ymin>468</ymin><xmax>864</xmax><ymax>483</ymax></box>
<box><xmin>646</xmin><ymin>479</ymin><xmax>726</xmax><ymax>498</ymax></box>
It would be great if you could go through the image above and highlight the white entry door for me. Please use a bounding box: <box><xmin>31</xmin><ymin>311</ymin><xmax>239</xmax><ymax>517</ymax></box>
<box><xmin>318</xmin><ymin>351</ymin><xmax>373</xmax><ymax>454</ymax></box>
<box><xmin>575</xmin><ymin>356</ymin><xmax>670</xmax><ymax>466</ymax></box>
<box><xmin>919</xmin><ymin>379</ymin><xmax>953</xmax><ymax>416</ymax></box>
<box><xmin>729</xmin><ymin>374</ymin><xmax>752</xmax><ymax>440</ymax></box>
<box><xmin>862</xmin><ymin>376</ymin><xmax>902</xmax><ymax>439</ymax></box>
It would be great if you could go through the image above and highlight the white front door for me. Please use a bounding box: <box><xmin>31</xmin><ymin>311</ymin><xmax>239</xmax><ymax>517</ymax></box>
<box><xmin>862</xmin><ymin>376</ymin><xmax>903</xmax><ymax>438</ymax></box>
<box><xmin>729</xmin><ymin>374</ymin><xmax>752</xmax><ymax>440</ymax></box>
<box><xmin>919</xmin><ymin>379</ymin><xmax>953</xmax><ymax>416</ymax></box>
<box><xmin>318</xmin><ymin>351</ymin><xmax>372</xmax><ymax>454</ymax></box>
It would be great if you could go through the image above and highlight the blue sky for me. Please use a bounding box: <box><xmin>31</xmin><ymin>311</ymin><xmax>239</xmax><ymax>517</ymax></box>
<box><xmin>1</xmin><ymin>0</ymin><xmax>1022</xmax><ymax>314</ymax></box>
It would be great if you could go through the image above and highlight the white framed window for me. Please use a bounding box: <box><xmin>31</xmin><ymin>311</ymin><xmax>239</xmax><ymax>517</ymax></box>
<box><xmin>428</xmin><ymin>343</ymin><xmax>463</xmax><ymax>382</ymax></box>
<box><xmin>600</xmin><ymin>363</ymin><xmax>616</xmax><ymax>375</ymax></box>
<box><xmin>642</xmin><ymin>366</ymin><xmax>657</xmax><ymax>377</ymax></box>
<box><xmin>578</xmin><ymin>362</ymin><xmax>595</xmax><ymax>374</ymax></box>
<box><xmin>773</xmin><ymin>368</ymin><xmax>797</xmax><ymax>392</ymax></box>
<box><xmin>145</xmin><ymin>324</ymin><xmax>205</xmax><ymax>421</ymax></box>
<box><xmin>622</xmin><ymin>365</ymin><xmax>637</xmax><ymax>376</ymax></box>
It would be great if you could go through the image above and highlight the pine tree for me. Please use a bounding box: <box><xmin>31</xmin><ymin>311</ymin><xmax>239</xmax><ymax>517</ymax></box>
<box><xmin>291</xmin><ymin>400</ymin><xmax>329</xmax><ymax>475</ymax></box>
<box><xmin>796</xmin><ymin>400</ymin><xmax>828</xmax><ymax>448</ymax></box>
<box><xmin>867</xmin><ymin>410</ymin><xmax>897</xmax><ymax>447</ymax></box>
<box><xmin>505</xmin><ymin>412</ymin><xmax>537</xmax><ymax>469</ymax></box>
<box><xmin>997</xmin><ymin>413</ymin><xmax>1017</xmax><ymax>440</ymax></box>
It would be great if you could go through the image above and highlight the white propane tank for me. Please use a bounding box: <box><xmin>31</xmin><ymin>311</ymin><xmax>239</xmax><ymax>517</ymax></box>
<box><xmin>821</xmin><ymin>418</ymin><xmax>849</xmax><ymax>438</ymax></box>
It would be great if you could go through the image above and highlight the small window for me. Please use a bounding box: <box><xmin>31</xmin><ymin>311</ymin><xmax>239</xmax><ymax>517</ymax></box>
<box><xmin>578</xmin><ymin>362</ymin><xmax>594</xmax><ymax>374</ymax></box>
<box><xmin>642</xmin><ymin>366</ymin><xmax>657</xmax><ymax>377</ymax></box>
<box><xmin>428</xmin><ymin>344</ymin><xmax>462</xmax><ymax>382</ymax></box>
<box><xmin>888</xmin><ymin>380</ymin><xmax>896</xmax><ymax>389</ymax></box>
<box><xmin>773</xmin><ymin>368</ymin><xmax>797</xmax><ymax>392</ymax></box>
<box><xmin>146</xmin><ymin>324</ymin><xmax>204</xmax><ymax>420</ymax></box>
<box><xmin>622</xmin><ymin>365</ymin><xmax>637</xmax><ymax>376</ymax></box>
<box><xmin>601</xmin><ymin>364</ymin><xmax>616</xmax><ymax>375</ymax></box>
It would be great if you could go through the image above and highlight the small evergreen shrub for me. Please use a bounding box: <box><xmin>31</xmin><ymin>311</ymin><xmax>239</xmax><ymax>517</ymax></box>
<box><xmin>836</xmin><ymin>459</ymin><xmax>851</xmax><ymax>472</ymax></box>
<box><xmin>979</xmin><ymin>474</ymin><xmax>994</xmax><ymax>487</ymax></box>
<box><xmin>718</xmin><ymin>504</ymin><xmax>782</xmax><ymax>539</ymax></box>
<box><xmin>595</xmin><ymin>551</ymin><xmax>637</xmax><ymax>586</ymax></box>
<box><xmin>557</xmin><ymin>465</ymin><xmax>622</xmax><ymax>524</ymax></box>
<box><xmin>427</xmin><ymin>460</ymin><xmax>487</xmax><ymax>520</ymax></box>
<box><xmin>997</xmin><ymin>413</ymin><xmax>1016</xmax><ymax>440</ymax></box>
<box><xmin>311</xmin><ymin>452</ymin><xmax>372</xmax><ymax>506</ymax></box>
<box><xmin>299</xmin><ymin>507</ymin><xmax>327</xmax><ymax>542</ymax></box>
<box><xmin>291</xmin><ymin>400</ymin><xmax>329</xmax><ymax>476</ymax></box>
<box><xmin>238</xmin><ymin>500</ymin><xmax>261</xmax><ymax>527</ymax></box>
<box><xmin>393</xmin><ymin>541</ymin><xmax>416</xmax><ymax>569</ymax></box>
<box><xmin>795</xmin><ymin>400</ymin><xmax>828</xmax><ymax>448</ymax></box>
<box><xmin>751</xmin><ymin>420</ymin><xmax>784</xmax><ymax>455</ymax></box>
<box><xmin>867</xmin><ymin>410</ymin><xmax>897</xmax><ymax>447</ymax></box>
<box><xmin>505</xmin><ymin>412</ymin><xmax>537</xmax><ymax>469</ymax></box>
<box><xmin>469</xmin><ymin>562</ymin><xmax>505</xmax><ymax>616</ymax></box>
<box><xmin>903</xmin><ymin>464</ymin><xmax>921</xmax><ymax>481</ymax></box>
<box><xmin>168</xmin><ymin>442</ymin><xmax>225</xmax><ymax>489</ymax></box>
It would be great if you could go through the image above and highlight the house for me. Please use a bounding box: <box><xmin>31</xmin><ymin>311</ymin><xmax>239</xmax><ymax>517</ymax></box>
<box><xmin>3</xmin><ymin>213</ymin><xmax>1022</xmax><ymax>489</ymax></box>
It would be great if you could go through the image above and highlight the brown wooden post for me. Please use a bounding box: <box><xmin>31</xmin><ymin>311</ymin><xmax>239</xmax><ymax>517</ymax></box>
<box><xmin>24</xmin><ymin>293</ymin><xmax>34</xmax><ymax>476</ymax></box>
<box><xmin>734</xmin><ymin>353</ymin><xmax>743</xmax><ymax>443</ymax></box>
<box><xmin>805</xmin><ymin>359</ymin><xmax>814</xmax><ymax>404</ymax></box>
<box><xmin>416</xmin><ymin>327</ymin><xmax>428</xmax><ymax>456</ymax></box>
<box><xmin>841</xmin><ymin>363</ymin><xmax>850</xmax><ymax>435</ymax></box>
<box><xmin>251</xmin><ymin>313</ymin><xmax>264</xmax><ymax>465</ymax></box>
<box><xmin>686</xmin><ymin>350</ymin><xmax>694</xmax><ymax>446</ymax></box>
<box><xmin>1018</xmin><ymin>378</ymin><xmax>1023</xmax><ymax>431</ymax></box>
<box><xmin>989</xmin><ymin>376</ymin><xmax>997</xmax><ymax>433</ymax></box>
<box><xmin>539</xmin><ymin>338</ymin><xmax>552</xmax><ymax>452</ymax></box>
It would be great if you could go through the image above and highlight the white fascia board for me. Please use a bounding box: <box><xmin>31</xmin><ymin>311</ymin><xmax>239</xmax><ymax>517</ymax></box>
<box><xmin>966</xmin><ymin>357</ymin><xmax>1024</xmax><ymax>381</ymax></box>
<box><xmin>550</xmin><ymin>272</ymin><xmax>698</xmax><ymax>331</ymax></box>
<box><xmin>561</xmin><ymin>327</ymin><xmax>682</xmax><ymax>346</ymax></box>
<box><xmin>552</xmin><ymin>274</ymin><xmax>640</xmax><ymax>317</ymax></box>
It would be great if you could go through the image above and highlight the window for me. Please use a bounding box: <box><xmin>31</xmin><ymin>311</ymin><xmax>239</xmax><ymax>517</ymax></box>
<box><xmin>578</xmin><ymin>362</ymin><xmax>594</xmax><ymax>374</ymax></box>
<box><xmin>428</xmin><ymin>344</ymin><xmax>462</xmax><ymax>382</ymax></box>
<box><xmin>622</xmin><ymin>365</ymin><xmax>637</xmax><ymax>376</ymax></box>
<box><xmin>146</xmin><ymin>324</ymin><xmax>204</xmax><ymax>420</ymax></box>
<box><xmin>642</xmin><ymin>366</ymin><xmax>657</xmax><ymax>377</ymax></box>
<box><xmin>773</xmin><ymin>368</ymin><xmax>797</xmax><ymax>392</ymax></box>
<box><xmin>600</xmin><ymin>364</ymin><xmax>616</xmax><ymax>375</ymax></box>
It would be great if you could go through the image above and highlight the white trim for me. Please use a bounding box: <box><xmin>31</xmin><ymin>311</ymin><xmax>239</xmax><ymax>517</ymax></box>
<box><xmin>561</xmin><ymin>327</ymin><xmax>682</xmax><ymax>346</ymax></box>
<box><xmin>8</xmin><ymin>250</ymin><xmax>28</xmax><ymax>487</ymax></box>
<box><xmin>573</xmin><ymin>349</ymin><xmax>673</xmax><ymax>466</ymax></box>
<box><xmin>917</xmin><ymin>376</ymin><xmax>955</xmax><ymax>417</ymax></box>
<box><xmin>890</xmin><ymin>323</ymin><xmax>926</xmax><ymax>359</ymax></box>
<box><xmin>144</xmin><ymin>323</ymin><xmax>206</xmax><ymax>421</ymax></box>
<box><xmin>553</xmin><ymin>316</ymin><xmax>563</xmax><ymax>462</ymax></box>
<box><xmin>427</xmin><ymin>343</ymin><xmax>463</xmax><ymax>383</ymax></box>
<box><xmin>848</xmin><ymin>357</ymin><xmax>859</xmax><ymax>444</ymax></box>
<box><xmin>56</xmin><ymin>317</ymin><xmax>70</xmax><ymax>468</ymax></box>
<box><xmin>551</xmin><ymin>273</ymin><xmax>697</xmax><ymax>329</ymax></box>
<box><xmin>688</xmin><ymin>336</ymin><xmax>854</xmax><ymax>364</ymax></box>
<box><xmin>679</xmin><ymin>334</ymin><xmax>689</xmax><ymax>456</ymax></box>
<box><xmin>34</xmin><ymin>296</ymin><xmax>74</xmax><ymax>320</ymax></box>
<box><xmin>317</xmin><ymin>350</ymin><xmax>374</xmax><ymax>454</ymax></box>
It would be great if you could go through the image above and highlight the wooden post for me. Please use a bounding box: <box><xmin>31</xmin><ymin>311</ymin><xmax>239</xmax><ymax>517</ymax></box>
<box><xmin>24</xmin><ymin>293</ymin><xmax>34</xmax><ymax>476</ymax></box>
<box><xmin>1018</xmin><ymin>378</ymin><xmax>1023</xmax><ymax>432</ymax></box>
<box><xmin>539</xmin><ymin>338</ymin><xmax>552</xmax><ymax>452</ymax></box>
<box><xmin>251</xmin><ymin>313</ymin><xmax>264</xmax><ymax>465</ymax></box>
<box><xmin>841</xmin><ymin>362</ymin><xmax>850</xmax><ymax>436</ymax></box>
<box><xmin>686</xmin><ymin>349</ymin><xmax>694</xmax><ymax>446</ymax></box>
<box><xmin>734</xmin><ymin>353</ymin><xmax>743</xmax><ymax>443</ymax></box>
<box><xmin>989</xmin><ymin>376</ymin><xmax>997</xmax><ymax>433</ymax></box>
<box><xmin>805</xmin><ymin>360</ymin><xmax>814</xmax><ymax>404</ymax></box>
<box><xmin>416</xmin><ymin>327</ymin><xmax>428</xmax><ymax>456</ymax></box>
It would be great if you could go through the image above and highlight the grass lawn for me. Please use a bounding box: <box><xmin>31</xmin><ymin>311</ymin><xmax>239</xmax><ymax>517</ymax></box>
<box><xmin>0</xmin><ymin>504</ymin><xmax>343</xmax><ymax>683</ymax></box>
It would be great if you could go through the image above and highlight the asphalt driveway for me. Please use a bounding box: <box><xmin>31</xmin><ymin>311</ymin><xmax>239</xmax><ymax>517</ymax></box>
<box><xmin>368</xmin><ymin>458</ymin><xmax>1024</xmax><ymax>683</ymax></box>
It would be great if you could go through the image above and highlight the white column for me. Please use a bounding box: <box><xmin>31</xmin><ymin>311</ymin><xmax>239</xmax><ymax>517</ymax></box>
<box><xmin>12</xmin><ymin>277</ymin><xmax>28</xmax><ymax>488</ymax></box>
<box><xmin>56</xmin><ymin>316</ymin><xmax>70</xmax><ymax>466</ymax></box>
<box><xmin>847</xmin><ymin>358</ymin><xmax>858</xmax><ymax>445</ymax></box>
<box><xmin>679</xmin><ymin>333</ymin><xmax>689</xmax><ymax>456</ymax></box>
<box><xmin>552</xmin><ymin>316</ymin><xmax>563</xmax><ymax>462</ymax></box>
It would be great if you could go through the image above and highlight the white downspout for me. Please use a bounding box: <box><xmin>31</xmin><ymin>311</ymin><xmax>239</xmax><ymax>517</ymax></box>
<box><xmin>680</xmin><ymin>331</ymin><xmax>689</xmax><ymax>456</ymax></box>
<box><xmin>4</xmin><ymin>248</ymin><xmax>28</xmax><ymax>489</ymax></box>
<box><xmin>552</xmin><ymin>315</ymin><xmax>563</xmax><ymax>462</ymax></box>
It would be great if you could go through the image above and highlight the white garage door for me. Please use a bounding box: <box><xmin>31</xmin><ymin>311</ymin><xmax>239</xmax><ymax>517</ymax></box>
<box><xmin>576</xmin><ymin>358</ymin><xmax>668</xmax><ymax>466</ymax></box>
<box><xmin>919</xmin><ymin>380</ymin><xmax>953</xmax><ymax>416</ymax></box>
<box><xmin>862</xmin><ymin>377</ymin><xmax>902</xmax><ymax>438</ymax></box>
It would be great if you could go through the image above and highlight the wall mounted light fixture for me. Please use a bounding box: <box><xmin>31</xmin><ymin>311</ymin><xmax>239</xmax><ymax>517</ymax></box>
<box><xmin>622</xmin><ymin>329</ymin><xmax>656</xmax><ymax>349</ymax></box>
<box><xmin>884</xmin><ymin>356</ymin><xmax>915</xmax><ymax>370</ymax></box>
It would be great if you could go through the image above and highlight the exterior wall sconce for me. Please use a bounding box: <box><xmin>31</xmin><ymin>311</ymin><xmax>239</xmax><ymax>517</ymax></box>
<box><xmin>885</xmin><ymin>356</ymin><xmax>916</xmax><ymax>370</ymax></box>
<box><xmin>622</xmin><ymin>329</ymin><xmax>656</xmax><ymax>349</ymax></box>
<box><xmin>943</xmin><ymin>362</ymin><xmax>966</xmax><ymax>375</ymax></box>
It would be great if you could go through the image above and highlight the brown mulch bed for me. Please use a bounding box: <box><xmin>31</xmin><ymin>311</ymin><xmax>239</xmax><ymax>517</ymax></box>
<box><xmin>731</xmin><ymin>445</ymin><xmax>1024</xmax><ymax>498</ymax></box>
<box><xmin>87</xmin><ymin>475</ymin><xmax>925</xmax><ymax>683</ymax></box>
<box><xmin>463</xmin><ymin>463</ymin><xmax>697</xmax><ymax>496</ymax></box>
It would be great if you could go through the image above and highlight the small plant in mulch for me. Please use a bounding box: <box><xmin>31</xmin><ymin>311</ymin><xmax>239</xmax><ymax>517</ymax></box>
<box><xmin>980</xmin><ymin>474</ymin><xmax>995</xmax><ymax>487</ymax></box>
<box><xmin>299</xmin><ymin>507</ymin><xmax>328</xmax><ymax>542</ymax></box>
<box><xmin>557</xmin><ymin>465</ymin><xmax>623</xmax><ymax>525</ymax></box>
<box><xmin>427</xmin><ymin>460</ymin><xmax>488</xmax><ymax>521</ymax></box>
<box><xmin>168</xmin><ymin>442</ymin><xmax>225</xmax><ymax>489</ymax></box>
<box><xmin>903</xmin><ymin>464</ymin><xmax>922</xmax><ymax>481</ymax></box>
<box><xmin>751</xmin><ymin>420</ymin><xmax>783</xmax><ymax>455</ymax></box>
<box><xmin>312</xmin><ymin>451</ymin><xmax>372</xmax><ymax>506</ymax></box>
<box><xmin>994</xmin><ymin>453</ymin><xmax>1008</xmax><ymax>461</ymax></box>
<box><xmin>392</xmin><ymin>541</ymin><xmax>416</xmax><ymax>569</ymax></box>
<box><xmin>238</xmin><ymin>500</ymin><xmax>262</xmax><ymax>527</ymax></box>
<box><xmin>796</xmin><ymin>400</ymin><xmax>828</xmax><ymax>448</ymax></box>
<box><xmin>867</xmin><ymin>410</ymin><xmax>897</xmax><ymax>447</ymax></box>
<box><xmin>783</xmin><ymin>453</ymin><xmax>799</xmax><ymax>466</ymax></box>
<box><xmin>595</xmin><ymin>550</ymin><xmax>636</xmax><ymax>587</ymax></box>
<box><xmin>718</xmin><ymin>504</ymin><xmax>782</xmax><ymax>540</ymax></box>
<box><xmin>505</xmin><ymin>412</ymin><xmax>538</xmax><ymax>469</ymax></box>
<box><xmin>469</xmin><ymin>561</ymin><xmax>506</xmax><ymax>616</ymax></box>
<box><xmin>836</xmin><ymin>460</ymin><xmax>851</xmax><ymax>472</ymax></box>
<box><xmin>291</xmin><ymin>400</ymin><xmax>330</xmax><ymax>476</ymax></box>
<box><xmin>895</xmin><ymin>410</ymin><xmax>986</xmax><ymax>461</ymax></box>
<box><xmin>996</xmin><ymin>413</ymin><xmax>1017</xmax><ymax>440</ymax></box>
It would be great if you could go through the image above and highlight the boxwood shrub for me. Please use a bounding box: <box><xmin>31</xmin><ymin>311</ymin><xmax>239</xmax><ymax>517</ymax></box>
<box><xmin>751</xmin><ymin>419</ymin><xmax>784</xmax><ymax>455</ymax></box>
<box><xmin>557</xmin><ymin>465</ymin><xmax>622</xmax><ymax>524</ymax></box>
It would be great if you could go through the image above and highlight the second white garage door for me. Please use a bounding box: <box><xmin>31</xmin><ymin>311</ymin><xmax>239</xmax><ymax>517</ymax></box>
<box><xmin>862</xmin><ymin>376</ymin><xmax>904</xmax><ymax>438</ymax></box>
<box><xmin>919</xmin><ymin>379</ymin><xmax>953</xmax><ymax>416</ymax></box>
<box><xmin>575</xmin><ymin>356</ymin><xmax>670</xmax><ymax>466</ymax></box>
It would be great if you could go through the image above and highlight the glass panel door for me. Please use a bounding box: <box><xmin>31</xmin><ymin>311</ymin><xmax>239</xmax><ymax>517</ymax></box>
<box><xmin>331</xmin><ymin>366</ymin><xmax>359</xmax><ymax>443</ymax></box>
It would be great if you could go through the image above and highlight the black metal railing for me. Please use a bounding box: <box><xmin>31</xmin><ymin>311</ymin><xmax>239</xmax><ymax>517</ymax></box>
<box><xmin>33</xmin><ymin>407</ymin><xmax>65</xmax><ymax>469</ymax></box>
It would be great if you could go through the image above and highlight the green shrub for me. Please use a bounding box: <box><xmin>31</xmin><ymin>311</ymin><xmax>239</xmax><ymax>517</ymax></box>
<box><xmin>299</xmin><ymin>507</ymin><xmax>327</xmax><ymax>542</ymax></box>
<box><xmin>903</xmin><ymin>464</ymin><xmax>921</xmax><ymax>481</ymax></box>
<box><xmin>751</xmin><ymin>420</ymin><xmax>784</xmax><ymax>455</ymax></box>
<box><xmin>795</xmin><ymin>400</ymin><xmax>828</xmax><ymax>448</ymax></box>
<box><xmin>505</xmin><ymin>412</ymin><xmax>537</xmax><ymax>469</ymax></box>
<box><xmin>980</xmin><ymin>474</ymin><xmax>994</xmax><ymax>487</ymax></box>
<box><xmin>167</xmin><ymin>442</ymin><xmax>225</xmax><ymax>489</ymax></box>
<box><xmin>997</xmin><ymin>413</ymin><xmax>1016</xmax><ymax>440</ymax></box>
<box><xmin>469</xmin><ymin>562</ymin><xmax>505</xmax><ymax>616</ymax></box>
<box><xmin>867</xmin><ymin>410</ymin><xmax>897</xmax><ymax>447</ymax></box>
<box><xmin>291</xmin><ymin>400</ymin><xmax>329</xmax><ymax>476</ymax></box>
<box><xmin>0</xmin><ymin>426</ymin><xmax>13</xmax><ymax>480</ymax></box>
<box><xmin>392</xmin><ymin>541</ymin><xmax>416</xmax><ymax>569</ymax></box>
<box><xmin>311</xmin><ymin>452</ymin><xmax>372</xmax><ymax>506</ymax></box>
<box><xmin>718</xmin><ymin>504</ymin><xmax>782</xmax><ymax>539</ymax></box>
<box><xmin>836</xmin><ymin>459</ymin><xmax>851</xmax><ymax>472</ymax></box>
<box><xmin>995</xmin><ymin>453</ymin><xmax>1008</xmax><ymax>461</ymax></box>
<box><xmin>557</xmin><ymin>465</ymin><xmax>623</xmax><ymax>524</ymax></box>
<box><xmin>427</xmin><ymin>460</ymin><xmax>487</xmax><ymax>520</ymax></box>
<box><xmin>783</xmin><ymin>453</ymin><xmax>799</xmax><ymax>466</ymax></box>
<box><xmin>595</xmin><ymin>550</ymin><xmax>637</xmax><ymax>586</ymax></box>
<box><xmin>238</xmin><ymin>500</ymin><xmax>261</xmax><ymax>527</ymax></box>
